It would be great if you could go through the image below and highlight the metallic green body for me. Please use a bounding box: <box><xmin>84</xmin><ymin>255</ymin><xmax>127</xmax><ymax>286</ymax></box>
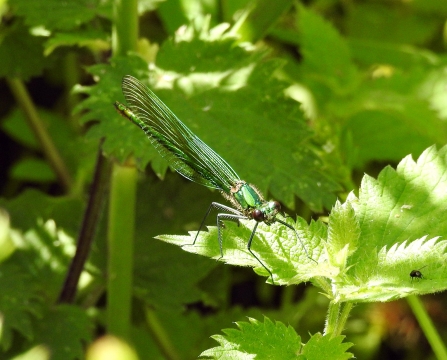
<box><xmin>232</xmin><ymin>182</ymin><xmax>262</xmax><ymax>209</ymax></box>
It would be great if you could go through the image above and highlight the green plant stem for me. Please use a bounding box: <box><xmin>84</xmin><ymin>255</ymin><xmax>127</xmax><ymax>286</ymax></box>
<box><xmin>333</xmin><ymin>302</ymin><xmax>353</xmax><ymax>337</ymax></box>
<box><xmin>407</xmin><ymin>295</ymin><xmax>447</xmax><ymax>359</ymax></box>
<box><xmin>324</xmin><ymin>301</ymin><xmax>341</xmax><ymax>336</ymax></box>
<box><xmin>6</xmin><ymin>77</ymin><xmax>72</xmax><ymax>192</ymax></box>
<box><xmin>106</xmin><ymin>0</ymin><xmax>138</xmax><ymax>341</ymax></box>
<box><xmin>146</xmin><ymin>307</ymin><xmax>181</xmax><ymax>360</ymax></box>
<box><xmin>58</xmin><ymin>141</ymin><xmax>110</xmax><ymax>304</ymax></box>
<box><xmin>107</xmin><ymin>162</ymin><xmax>137</xmax><ymax>339</ymax></box>
<box><xmin>112</xmin><ymin>0</ymin><xmax>138</xmax><ymax>57</ymax></box>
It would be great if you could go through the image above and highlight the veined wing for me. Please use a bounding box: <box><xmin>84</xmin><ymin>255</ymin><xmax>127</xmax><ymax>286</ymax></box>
<box><xmin>120</xmin><ymin>75</ymin><xmax>240</xmax><ymax>192</ymax></box>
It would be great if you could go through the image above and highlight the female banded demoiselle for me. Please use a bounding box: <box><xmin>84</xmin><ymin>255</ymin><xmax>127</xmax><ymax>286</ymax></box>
<box><xmin>114</xmin><ymin>75</ymin><xmax>314</xmax><ymax>283</ymax></box>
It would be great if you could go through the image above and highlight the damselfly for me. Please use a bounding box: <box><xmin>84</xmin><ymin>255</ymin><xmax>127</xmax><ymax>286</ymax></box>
<box><xmin>114</xmin><ymin>75</ymin><xmax>314</xmax><ymax>282</ymax></box>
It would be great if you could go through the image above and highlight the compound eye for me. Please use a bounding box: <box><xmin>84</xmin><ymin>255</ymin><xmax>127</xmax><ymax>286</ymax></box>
<box><xmin>273</xmin><ymin>201</ymin><xmax>281</xmax><ymax>212</ymax></box>
<box><xmin>252</xmin><ymin>209</ymin><xmax>265</xmax><ymax>222</ymax></box>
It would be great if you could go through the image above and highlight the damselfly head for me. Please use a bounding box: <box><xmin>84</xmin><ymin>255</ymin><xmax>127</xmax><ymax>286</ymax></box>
<box><xmin>252</xmin><ymin>200</ymin><xmax>282</xmax><ymax>224</ymax></box>
<box><xmin>252</xmin><ymin>209</ymin><xmax>265</xmax><ymax>222</ymax></box>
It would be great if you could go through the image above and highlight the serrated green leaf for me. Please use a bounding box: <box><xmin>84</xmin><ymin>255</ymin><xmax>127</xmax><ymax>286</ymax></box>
<box><xmin>131</xmin><ymin>300</ymin><xmax>267</xmax><ymax>359</ymax></box>
<box><xmin>301</xmin><ymin>333</ymin><xmax>353</xmax><ymax>360</ymax></box>
<box><xmin>327</xmin><ymin>200</ymin><xmax>360</xmax><ymax>268</ymax></box>
<box><xmin>0</xmin><ymin>217</ymin><xmax>91</xmax><ymax>353</ymax></box>
<box><xmin>0</xmin><ymin>263</ymin><xmax>43</xmax><ymax>351</ymax></box>
<box><xmin>356</xmin><ymin>145</ymin><xmax>447</xmax><ymax>251</ymax></box>
<box><xmin>11</xmin><ymin>0</ymin><xmax>102</xmax><ymax>31</ymax></box>
<box><xmin>335</xmin><ymin>145</ymin><xmax>447</xmax><ymax>302</ymax></box>
<box><xmin>158</xmin><ymin>214</ymin><xmax>327</xmax><ymax>285</ymax></box>
<box><xmin>200</xmin><ymin>317</ymin><xmax>302</xmax><ymax>359</ymax></box>
<box><xmin>12</xmin><ymin>219</ymin><xmax>77</xmax><ymax>297</ymax></box>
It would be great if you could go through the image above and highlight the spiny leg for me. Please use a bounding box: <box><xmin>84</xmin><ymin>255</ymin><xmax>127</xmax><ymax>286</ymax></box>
<box><xmin>246</xmin><ymin>222</ymin><xmax>274</xmax><ymax>283</ymax></box>
<box><xmin>216</xmin><ymin>214</ymin><xmax>276</xmax><ymax>283</ymax></box>
<box><xmin>216</xmin><ymin>213</ymin><xmax>247</xmax><ymax>259</ymax></box>
<box><xmin>191</xmin><ymin>202</ymin><xmax>243</xmax><ymax>246</ymax></box>
<box><xmin>194</xmin><ymin>208</ymin><xmax>274</xmax><ymax>283</ymax></box>
<box><xmin>275</xmin><ymin>218</ymin><xmax>317</xmax><ymax>264</ymax></box>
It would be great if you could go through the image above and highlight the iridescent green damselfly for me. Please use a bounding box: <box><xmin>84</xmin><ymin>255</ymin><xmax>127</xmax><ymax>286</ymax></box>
<box><xmin>114</xmin><ymin>75</ymin><xmax>315</xmax><ymax>283</ymax></box>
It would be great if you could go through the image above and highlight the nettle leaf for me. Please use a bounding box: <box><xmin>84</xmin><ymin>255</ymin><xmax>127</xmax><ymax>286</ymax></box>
<box><xmin>32</xmin><ymin>305</ymin><xmax>93</xmax><ymax>360</ymax></box>
<box><xmin>159</xmin><ymin>214</ymin><xmax>325</xmax><ymax>286</ymax></box>
<box><xmin>200</xmin><ymin>317</ymin><xmax>302</xmax><ymax>359</ymax></box>
<box><xmin>302</xmin><ymin>333</ymin><xmax>353</xmax><ymax>360</ymax></box>
<box><xmin>0</xmin><ymin>216</ymin><xmax>89</xmax><ymax>354</ymax></box>
<box><xmin>200</xmin><ymin>317</ymin><xmax>353</xmax><ymax>360</ymax></box>
<box><xmin>11</xmin><ymin>0</ymin><xmax>104</xmax><ymax>31</ymax></box>
<box><xmin>335</xmin><ymin>145</ymin><xmax>447</xmax><ymax>302</ymax></box>
<box><xmin>13</xmin><ymin>219</ymin><xmax>77</xmax><ymax>299</ymax></box>
<box><xmin>161</xmin><ymin>145</ymin><xmax>447</xmax><ymax>301</ymax></box>
<box><xmin>327</xmin><ymin>200</ymin><xmax>360</xmax><ymax>269</ymax></box>
<box><xmin>0</xmin><ymin>263</ymin><xmax>43</xmax><ymax>351</ymax></box>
